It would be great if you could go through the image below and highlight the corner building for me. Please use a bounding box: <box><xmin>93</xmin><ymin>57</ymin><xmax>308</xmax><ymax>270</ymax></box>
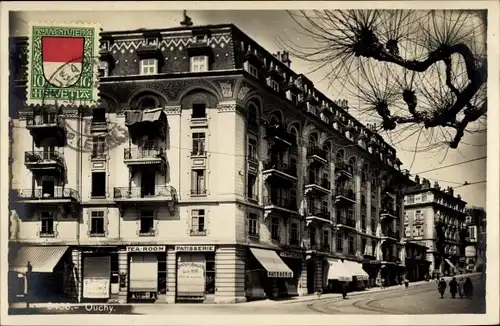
<box><xmin>9</xmin><ymin>23</ymin><xmax>413</xmax><ymax>305</ymax></box>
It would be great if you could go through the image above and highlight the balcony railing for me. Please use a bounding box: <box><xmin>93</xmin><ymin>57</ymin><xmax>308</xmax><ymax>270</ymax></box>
<box><xmin>263</xmin><ymin>196</ymin><xmax>297</xmax><ymax>211</ymax></box>
<box><xmin>306</xmin><ymin>206</ymin><xmax>330</xmax><ymax>220</ymax></box>
<box><xmin>380</xmin><ymin>207</ymin><xmax>397</xmax><ymax>218</ymax></box>
<box><xmin>305</xmin><ymin>175</ymin><xmax>331</xmax><ymax>190</ymax></box>
<box><xmin>382</xmin><ymin>255</ymin><xmax>398</xmax><ymax>263</ymax></box>
<box><xmin>24</xmin><ymin>150</ymin><xmax>65</xmax><ymax>166</ymax></box>
<box><xmin>307</xmin><ymin>146</ymin><xmax>328</xmax><ymax>162</ymax></box>
<box><xmin>334</xmin><ymin>188</ymin><xmax>356</xmax><ymax>201</ymax></box>
<box><xmin>263</xmin><ymin>160</ymin><xmax>297</xmax><ymax>178</ymax></box>
<box><xmin>26</xmin><ymin>114</ymin><xmax>65</xmax><ymax>128</ymax></box>
<box><xmin>382</xmin><ymin>229</ymin><xmax>397</xmax><ymax>239</ymax></box>
<box><xmin>191</xmin><ymin>189</ymin><xmax>207</xmax><ymax>196</ymax></box>
<box><xmin>335</xmin><ymin>161</ymin><xmax>353</xmax><ymax>177</ymax></box>
<box><xmin>124</xmin><ymin>147</ymin><xmax>165</xmax><ymax>161</ymax></box>
<box><xmin>26</xmin><ymin>114</ymin><xmax>67</xmax><ymax>147</ymax></box>
<box><xmin>265</xmin><ymin>124</ymin><xmax>297</xmax><ymax>146</ymax></box>
<box><xmin>15</xmin><ymin>187</ymin><xmax>80</xmax><ymax>202</ymax></box>
<box><xmin>336</xmin><ymin>217</ymin><xmax>356</xmax><ymax>228</ymax></box>
<box><xmin>113</xmin><ymin>186</ymin><xmax>176</xmax><ymax>200</ymax></box>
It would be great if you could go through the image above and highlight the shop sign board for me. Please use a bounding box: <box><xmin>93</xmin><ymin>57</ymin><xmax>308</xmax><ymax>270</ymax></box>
<box><xmin>175</xmin><ymin>245</ymin><xmax>215</xmax><ymax>252</ymax></box>
<box><xmin>126</xmin><ymin>246</ymin><xmax>166</xmax><ymax>252</ymax></box>
<box><xmin>268</xmin><ymin>271</ymin><xmax>293</xmax><ymax>278</ymax></box>
<box><xmin>177</xmin><ymin>262</ymin><xmax>206</xmax><ymax>296</ymax></box>
<box><xmin>279</xmin><ymin>251</ymin><xmax>303</xmax><ymax>259</ymax></box>
<box><xmin>83</xmin><ymin>278</ymin><xmax>110</xmax><ymax>299</ymax></box>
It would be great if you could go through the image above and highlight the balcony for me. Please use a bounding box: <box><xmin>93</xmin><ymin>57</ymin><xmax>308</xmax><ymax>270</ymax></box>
<box><xmin>335</xmin><ymin>217</ymin><xmax>357</xmax><ymax>230</ymax></box>
<box><xmin>304</xmin><ymin>176</ymin><xmax>331</xmax><ymax>196</ymax></box>
<box><xmin>90</xmin><ymin>119</ymin><xmax>107</xmax><ymax>133</ymax></box>
<box><xmin>26</xmin><ymin>114</ymin><xmax>66</xmax><ymax>147</ymax></box>
<box><xmin>335</xmin><ymin>161</ymin><xmax>353</xmax><ymax>179</ymax></box>
<box><xmin>307</xmin><ymin>146</ymin><xmax>328</xmax><ymax>165</ymax></box>
<box><xmin>262</xmin><ymin>160</ymin><xmax>297</xmax><ymax>183</ymax></box>
<box><xmin>381</xmin><ymin>229</ymin><xmax>398</xmax><ymax>242</ymax></box>
<box><xmin>124</xmin><ymin>109</ymin><xmax>167</xmax><ymax>142</ymax></box>
<box><xmin>382</xmin><ymin>255</ymin><xmax>398</xmax><ymax>264</ymax></box>
<box><xmin>24</xmin><ymin>151</ymin><xmax>65</xmax><ymax>177</ymax></box>
<box><xmin>114</xmin><ymin>185</ymin><xmax>177</xmax><ymax>216</ymax></box>
<box><xmin>263</xmin><ymin>196</ymin><xmax>298</xmax><ymax>215</ymax></box>
<box><xmin>124</xmin><ymin>147</ymin><xmax>166</xmax><ymax>166</ymax></box>
<box><xmin>380</xmin><ymin>206</ymin><xmax>397</xmax><ymax>221</ymax></box>
<box><xmin>14</xmin><ymin>187</ymin><xmax>80</xmax><ymax>203</ymax></box>
<box><xmin>334</xmin><ymin>188</ymin><xmax>356</xmax><ymax>205</ymax></box>
<box><xmin>265</xmin><ymin>124</ymin><xmax>296</xmax><ymax>147</ymax></box>
<box><xmin>305</xmin><ymin>206</ymin><xmax>332</xmax><ymax>225</ymax></box>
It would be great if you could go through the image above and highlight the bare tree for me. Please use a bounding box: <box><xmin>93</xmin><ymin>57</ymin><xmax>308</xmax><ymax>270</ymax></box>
<box><xmin>280</xmin><ymin>10</ymin><xmax>487</xmax><ymax>150</ymax></box>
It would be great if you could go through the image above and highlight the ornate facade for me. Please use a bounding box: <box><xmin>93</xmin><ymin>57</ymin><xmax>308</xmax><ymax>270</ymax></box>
<box><xmin>9</xmin><ymin>23</ymin><xmax>413</xmax><ymax>305</ymax></box>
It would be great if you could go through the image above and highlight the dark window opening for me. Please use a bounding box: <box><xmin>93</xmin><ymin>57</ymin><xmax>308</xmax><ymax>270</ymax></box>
<box><xmin>337</xmin><ymin>234</ymin><xmax>343</xmax><ymax>252</ymax></box>
<box><xmin>191</xmin><ymin>169</ymin><xmax>206</xmax><ymax>195</ymax></box>
<box><xmin>192</xmin><ymin>133</ymin><xmax>206</xmax><ymax>156</ymax></box>
<box><xmin>141</xmin><ymin>170</ymin><xmax>156</xmax><ymax>197</ymax></box>
<box><xmin>192</xmin><ymin>103</ymin><xmax>207</xmax><ymax>118</ymax></box>
<box><xmin>40</xmin><ymin>212</ymin><xmax>54</xmax><ymax>235</ymax></box>
<box><xmin>140</xmin><ymin>210</ymin><xmax>155</xmax><ymax>235</ymax></box>
<box><xmin>362</xmin><ymin>239</ymin><xmax>367</xmax><ymax>255</ymax></box>
<box><xmin>248</xmin><ymin>213</ymin><xmax>259</xmax><ymax>236</ymax></box>
<box><xmin>42</xmin><ymin>180</ymin><xmax>55</xmax><ymax>197</ymax></box>
<box><xmin>191</xmin><ymin>209</ymin><xmax>206</xmax><ymax>232</ymax></box>
<box><xmin>91</xmin><ymin>172</ymin><xmax>106</xmax><ymax>197</ymax></box>
<box><xmin>205</xmin><ymin>253</ymin><xmax>216</xmax><ymax>294</ymax></box>
<box><xmin>247</xmin><ymin>174</ymin><xmax>257</xmax><ymax>200</ymax></box>
<box><xmin>290</xmin><ymin>223</ymin><xmax>298</xmax><ymax>244</ymax></box>
<box><xmin>271</xmin><ymin>217</ymin><xmax>280</xmax><ymax>240</ymax></box>
<box><xmin>92</xmin><ymin>108</ymin><xmax>106</xmax><ymax>122</ymax></box>
<box><xmin>92</xmin><ymin>136</ymin><xmax>106</xmax><ymax>159</ymax></box>
<box><xmin>158</xmin><ymin>253</ymin><xmax>167</xmax><ymax>294</ymax></box>
<box><xmin>310</xmin><ymin>227</ymin><xmax>316</xmax><ymax>247</ymax></box>
<box><xmin>138</xmin><ymin>97</ymin><xmax>157</xmax><ymax>110</ymax></box>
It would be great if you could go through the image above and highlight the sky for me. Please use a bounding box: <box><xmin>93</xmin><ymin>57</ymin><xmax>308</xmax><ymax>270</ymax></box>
<box><xmin>9</xmin><ymin>9</ymin><xmax>487</xmax><ymax>207</ymax></box>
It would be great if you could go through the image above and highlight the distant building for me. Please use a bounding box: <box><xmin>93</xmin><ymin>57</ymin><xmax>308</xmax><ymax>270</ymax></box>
<box><xmin>9</xmin><ymin>22</ymin><xmax>413</xmax><ymax>305</ymax></box>
<box><xmin>404</xmin><ymin>241</ymin><xmax>430</xmax><ymax>282</ymax></box>
<box><xmin>404</xmin><ymin>177</ymin><xmax>468</xmax><ymax>276</ymax></box>
<box><xmin>464</xmin><ymin>206</ymin><xmax>486</xmax><ymax>272</ymax></box>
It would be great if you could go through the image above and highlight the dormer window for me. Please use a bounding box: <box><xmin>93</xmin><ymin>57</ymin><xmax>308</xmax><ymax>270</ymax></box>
<box><xmin>267</xmin><ymin>78</ymin><xmax>279</xmax><ymax>92</ymax></box>
<box><xmin>99</xmin><ymin>61</ymin><xmax>109</xmax><ymax>77</ymax></box>
<box><xmin>246</xmin><ymin>63</ymin><xmax>259</xmax><ymax>78</ymax></box>
<box><xmin>140</xmin><ymin>58</ymin><xmax>157</xmax><ymax>75</ymax></box>
<box><xmin>190</xmin><ymin>55</ymin><xmax>209</xmax><ymax>72</ymax></box>
<box><xmin>286</xmin><ymin>91</ymin><xmax>297</xmax><ymax>104</ymax></box>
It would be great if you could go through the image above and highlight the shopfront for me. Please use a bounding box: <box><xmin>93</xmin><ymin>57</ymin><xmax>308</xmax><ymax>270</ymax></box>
<box><xmin>343</xmin><ymin>259</ymin><xmax>369</xmax><ymax>290</ymax></box>
<box><xmin>279</xmin><ymin>250</ymin><xmax>304</xmax><ymax>297</ymax></box>
<box><xmin>126</xmin><ymin>245</ymin><xmax>166</xmax><ymax>302</ymax></box>
<box><xmin>324</xmin><ymin>258</ymin><xmax>352</xmax><ymax>293</ymax></box>
<box><xmin>246</xmin><ymin>247</ymin><xmax>293</xmax><ymax>300</ymax></box>
<box><xmin>175</xmin><ymin>245</ymin><xmax>215</xmax><ymax>303</ymax></box>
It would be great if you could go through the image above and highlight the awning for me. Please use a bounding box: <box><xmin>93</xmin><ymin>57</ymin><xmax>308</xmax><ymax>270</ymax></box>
<box><xmin>129</xmin><ymin>253</ymin><xmax>158</xmax><ymax>292</ymax></box>
<box><xmin>343</xmin><ymin>260</ymin><xmax>369</xmax><ymax>281</ymax></box>
<box><xmin>125</xmin><ymin>109</ymin><xmax>164</xmax><ymax>125</ymax></box>
<box><xmin>326</xmin><ymin>258</ymin><xmax>352</xmax><ymax>282</ymax></box>
<box><xmin>445</xmin><ymin>258</ymin><xmax>455</xmax><ymax>268</ymax></box>
<box><xmin>10</xmin><ymin>246</ymin><xmax>68</xmax><ymax>273</ymax></box>
<box><xmin>250</xmin><ymin>248</ymin><xmax>293</xmax><ymax>278</ymax></box>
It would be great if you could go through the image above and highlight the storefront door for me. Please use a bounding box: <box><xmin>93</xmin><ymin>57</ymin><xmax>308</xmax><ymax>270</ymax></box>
<box><xmin>83</xmin><ymin>256</ymin><xmax>111</xmax><ymax>301</ymax></box>
<box><xmin>129</xmin><ymin>253</ymin><xmax>158</xmax><ymax>300</ymax></box>
<box><xmin>176</xmin><ymin>253</ymin><xmax>206</xmax><ymax>300</ymax></box>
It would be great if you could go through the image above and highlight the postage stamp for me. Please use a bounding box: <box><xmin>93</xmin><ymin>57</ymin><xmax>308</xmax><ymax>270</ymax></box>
<box><xmin>27</xmin><ymin>22</ymin><xmax>101</xmax><ymax>106</ymax></box>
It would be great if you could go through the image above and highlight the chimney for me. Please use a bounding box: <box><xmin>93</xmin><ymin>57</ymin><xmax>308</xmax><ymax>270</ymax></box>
<box><xmin>448</xmin><ymin>187</ymin><xmax>454</xmax><ymax>196</ymax></box>
<box><xmin>275</xmin><ymin>51</ymin><xmax>281</xmax><ymax>59</ymax></box>
<box><xmin>414</xmin><ymin>175</ymin><xmax>420</xmax><ymax>184</ymax></box>
<box><xmin>434</xmin><ymin>181</ymin><xmax>440</xmax><ymax>190</ymax></box>
<box><xmin>281</xmin><ymin>51</ymin><xmax>291</xmax><ymax>68</ymax></box>
<box><xmin>457</xmin><ymin>194</ymin><xmax>461</xmax><ymax>200</ymax></box>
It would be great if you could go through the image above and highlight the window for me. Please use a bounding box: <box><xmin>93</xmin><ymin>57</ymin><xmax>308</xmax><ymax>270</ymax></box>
<box><xmin>247</xmin><ymin>64</ymin><xmax>258</xmax><ymax>78</ymax></box>
<box><xmin>271</xmin><ymin>217</ymin><xmax>280</xmax><ymax>240</ymax></box>
<box><xmin>192</xmin><ymin>132</ymin><xmax>206</xmax><ymax>156</ymax></box>
<box><xmin>422</xmin><ymin>193</ymin><xmax>427</xmax><ymax>202</ymax></box>
<box><xmin>348</xmin><ymin>236</ymin><xmax>355</xmax><ymax>254</ymax></box>
<box><xmin>361</xmin><ymin>194</ymin><xmax>366</xmax><ymax>205</ymax></box>
<box><xmin>371</xmin><ymin>240</ymin><xmax>377</xmax><ymax>256</ymax></box>
<box><xmin>407</xmin><ymin>195</ymin><xmax>415</xmax><ymax>204</ymax></box>
<box><xmin>192</xmin><ymin>103</ymin><xmax>207</xmax><ymax>118</ymax></box>
<box><xmin>190</xmin><ymin>55</ymin><xmax>209</xmax><ymax>72</ymax></box>
<box><xmin>248</xmin><ymin>139</ymin><xmax>257</xmax><ymax>159</ymax></box>
<box><xmin>139</xmin><ymin>210</ymin><xmax>155</xmax><ymax>235</ymax></box>
<box><xmin>310</xmin><ymin>227</ymin><xmax>316</xmax><ymax>247</ymax></box>
<box><xmin>336</xmin><ymin>233</ymin><xmax>343</xmax><ymax>252</ymax></box>
<box><xmin>404</xmin><ymin>212</ymin><xmax>409</xmax><ymax>223</ymax></box>
<box><xmin>247</xmin><ymin>174</ymin><xmax>257</xmax><ymax>201</ymax></box>
<box><xmin>92</xmin><ymin>107</ymin><xmax>106</xmax><ymax>122</ymax></box>
<box><xmin>205</xmin><ymin>253</ymin><xmax>215</xmax><ymax>294</ymax></box>
<box><xmin>138</xmin><ymin>97</ymin><xmax>157</xmax><ymax>110</ymax></box>
<box><xmin>361</xmin><ymin>215</ymin><xmax>366</xmax><ymax>232</ymax></box>
<box><xmin>468</xmin><ymin>226</ymin><xmax>477</xmax><ymax>240</ymax></box>
<box><xmin>290</xmin><ymin>190</ymin><xmax>297</xmax><ymax>210</ymax></box>
<box><xmin>40</xmin><ymin>212</ymin><xmax>54</xmax><ymax>236</ymax></box>
<box><xmin>91</xmin><ymin>172</ymin><xmax>106</xmax><ymax>197</ymax></box>
<box><xmin>90</xmin><ymin>211</ymin><xmax>105</xmax><ymax>236</ymax></box>
<box><xmin>140</xmin><ymin>58</ymin><xmax>157</xmax><ymax>75</ymax></box>
<box><xmin>92</xmin><ymin>136</ymin><xmax>106</xmax><ymax>159</ymax></box>
<box><xmin>191</xmin><ymin>169</ymin><xmax>206</xmax><ymax>195</ymax></box>
<box><xmin>361</xmin><ymin>239</ymin><xmax>367</xmax><ymax>255</ymax></box>
<box><xmin>270</xmin><ymin>79</ymin><xmax>279</xmax><ymax>92</ymax></box>
<box><xmin>191</xmin><ymin>209</ymin><xmax>206</xmax><ymax>234</ymax></box>
<box><xmin>322</xmin><ymin>229</ymin><xmax>329</xmax><ymax>249</ymax></box>
<box><xmin>371</xmin><ymin>218</ymin><xmax>376</xmax><ymax>235</ymax></box>
<box><xmin>290</xmin><ymin>223</ymin><xmax>299</xmax><ymax>245</ymax></box>
<box><xmin>248</xmin><ymin>213</ymin><xmax>259</xmax><ymax>237</ymax></box>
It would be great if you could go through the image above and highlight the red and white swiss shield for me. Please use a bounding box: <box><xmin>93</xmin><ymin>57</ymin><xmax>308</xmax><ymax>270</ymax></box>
<box><xmin>42</xmin><ymin>36</ymin><xmax>85</xmax><ymax>88</ymax></box>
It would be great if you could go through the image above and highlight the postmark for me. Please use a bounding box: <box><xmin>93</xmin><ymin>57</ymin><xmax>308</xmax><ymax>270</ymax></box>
<box><xmin>27</xmin><ymin>22</ymin><xmax>101</xmax><ymax>106</ymax></box>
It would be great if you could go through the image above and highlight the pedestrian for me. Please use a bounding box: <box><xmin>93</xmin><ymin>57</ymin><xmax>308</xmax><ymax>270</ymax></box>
<box><xmin>341</xmin><ymin>282</ymin><xmax>348</xmax><ymax>299</ymax></box>
<box><xmin>458</xmin><ymin>278</ymin><xmax>465</xmax><ymax>298</ymax></box>
<box><xmin>463</xmin><ymin>277</ymin><xmax>474</xmax><ymax>299</ymax></box>
<box><xmin>438</xmin><ymin>278</ymin><xmax>447</xmax><ymax>298</ymax></box>
<box><xmin>449</xmin><ymin>277</ymin><xmax>458</xmax><ymax>298</ymax></box>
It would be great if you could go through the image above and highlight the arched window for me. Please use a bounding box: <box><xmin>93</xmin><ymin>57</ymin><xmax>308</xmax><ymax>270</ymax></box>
<box><xmin>137</xmin><ymin>96</ymin><xmax>158</xmax><ymax>110</ymax></box>
<box><xmin>361</xmin><ymin>165</ymin><xmax>369</xmax><ymax>184</ymax></box>
<box><xmin>269</xmin><ymin>111</ymin><xmax>282</xmax><ymax>125</ymax></box>
<box><xmin>336</xmin><ymin>149</ymin><xmax>344</xmax><ymax>163</ymax></box>
<box><xmin>248</xmin><ymin>104</ymin><xmax>259</xmax><ymax>127</ymax></box>
<box><xmin>348</xmin><ymin>157</ymin><xmax>356</xmax><ymax>175</ymax></box>
<box><xmin>308</xmin><ymin>134</ymin><xmax>318</xmax><ymax>148</ymax></box>
<box><xmin>289</xmin><ymin>126</ymin><xmax>299</xmax><ymax>145</ymax></box>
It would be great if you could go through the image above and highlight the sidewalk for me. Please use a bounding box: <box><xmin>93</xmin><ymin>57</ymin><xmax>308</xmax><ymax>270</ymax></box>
<box><xmin>279</xmin><ymin>272</ymin><xmax>482</xmax><ymax>305</ymax></box>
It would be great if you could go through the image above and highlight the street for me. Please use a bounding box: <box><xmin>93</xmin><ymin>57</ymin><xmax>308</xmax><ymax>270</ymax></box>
<box><xmin>9</xmin><ymin>274</ymin><xmax>485</xmax><ymax>315</ymax></box>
